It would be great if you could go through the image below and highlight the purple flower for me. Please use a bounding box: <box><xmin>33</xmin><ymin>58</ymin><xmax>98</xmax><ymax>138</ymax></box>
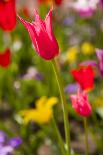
<box><xmin>0</xmin><ymin>130</ymin><xmax>22</xmax><ymax>155</ymax></box>
<box><xmin>100</xmin><ymin>0</ymin><xmax>103</xmax><ymax>6</ymax></box>
<box><xmin>80</xmin><ymin>48</ymin><xmax>103</xmax><ymax>76</ymax></box>
<box><xmin>0</xmin><ymin>145</ymin><xmax>13</xmax><ymax>155</ymax></box>
<box><xmin>0</xmin><ymin>131</ymin><xmax>6</xmax><ymax>144</ymax></box>
<box><xmin>9</xmin><ymin>137</ymin><xmax>22</xmax><ymax>148</ymax></box>
<box><xmin>65</xmin><ymin>83</ymin><xmax>79</xmax><ymax>94</ymax></box>
<box><xmin>63</xmin><ymin>17</ymin><xmax>75</xmax><ymax>26</ymax></box>
<box><xmin>23</xmin><ymin>67</ymin><xmax>43</xmax><ymax>81</ymax></box>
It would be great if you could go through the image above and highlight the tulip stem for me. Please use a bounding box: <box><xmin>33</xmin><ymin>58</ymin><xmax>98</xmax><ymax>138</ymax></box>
<box><xmin>51</xmin><ymin>59</ymin><xmax>71</xmax><ymax>155</ymax></box>
<box><xmin>84</xmin><ymin>118</ymin><xmax>89</xmax><ymax>155</ymax></box>
<box><xmin>52</xmin><ymin>116</ymin><xmax>66</xmax><ymax>155</ymax></box>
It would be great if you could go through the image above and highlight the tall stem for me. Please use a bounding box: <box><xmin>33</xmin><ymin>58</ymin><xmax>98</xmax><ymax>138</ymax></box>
<box><xmin>84</xmin><ymin>118</ymin><xmax>89</xmax><ymax>155</ymax></box>
<box><xmin>51</xmin><ymin>59</ymin><xmax>71</xmax><ymax>155</ymax></box>
<box><xmin>52</xmin><ymin>116</ymin><xmax>66</xmax><ymax>155</ymax></box>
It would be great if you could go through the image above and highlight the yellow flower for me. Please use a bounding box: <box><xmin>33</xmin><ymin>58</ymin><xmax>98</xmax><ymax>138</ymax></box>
<box><xmin>66</xmin><ymin>47</ymin><xmax>78</xmax><ymax>63</ymax></box>
<box><xmin>20</xmin><ymin>96</ymin><xmax>58</xmax><ymax>124</ymax></box>
<box><xmin>81</xmin><ymin>42</ymin><xmax>94</xmax><ymax>55</ymax></box>
<box><xmin>93</xmin><ymin>97</ymin><xmax>103</xmax><ymax>108</ymax></box>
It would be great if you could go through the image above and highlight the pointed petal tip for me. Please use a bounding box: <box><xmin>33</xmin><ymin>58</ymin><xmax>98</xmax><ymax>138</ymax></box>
<box><xmin>17</xmin><ymin>14</ymin><xmax>24</xmax><ymax>21</ymax></box>
<box><xmin>34</xmin><ymin>9</ymin><xmax>38</xmax><ymax>15</ymax></box>
<box><xmin>51</xmin><ymin>5</ymin><xmax>54</xmax><ymax>11</ymax></box>
<box><xmin>17</xmin><ymin>14</ymin><xmax>32</xmax><ymax>29</ymax></box>
<box><xmin>17</xmin><ymin>14</ymin><xmax>25</xmax><ymax>23</ymax></box>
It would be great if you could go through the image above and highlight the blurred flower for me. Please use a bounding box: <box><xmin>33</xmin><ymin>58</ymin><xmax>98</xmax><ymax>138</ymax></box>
<box><xmin>71</xmin><ymin>66</ymin><xmax>95</xmax><ymax>91</ymax></box>
<box><xmin>81</xmin><ymin>42</ymin><xmax>94</xmax><ymax>55</ymax></box>
<box><xmin>18</xmin><ymin>8</ymin><xmax>59</xmax><ymax>60</ymax></box>
<box><xmin>0</xmin><ymin>49</ymin><xmax>11</xmax><ymax>68</ymax></box>
<box><xmin>0</xmin><ymin>131</ymin><xmax>6</xmax><ymax>144</ymax></box>
<box><xmin>65</xmin><ymin>83</ymin><xmax>79</xmax><ymax>94</ymax></box>
<box><xmin>0</xmin><ymin>130</ymin><xmax>22</xmax><ymax>155</ymax></box>
<box><xmin>14</xmin><ymin>80</ymin><xmax>21</xmax><ymax>90</ymax></box>
<box><xmin>9</xmin><ymin>137</ymin><xmax>22</xmax><ymax>148</ymax></box>
<box><xmin>100</xmin><ymin>0</ymin><xmax>103</xmax><ymax>6</ymax></box>
<box><xmin>63</xmin><ymin>16</ymin><xmax>75</xmax><ymax>26</ymax></box>
<box><xmin>38</xmin><ymin>0</ymin><xmax>62</xmax><ymax>6</ymax></box>
<box><xmin>22</xmin><ymin>7</ymin><xmax>30</xmax><ymax>18</ymax></box>
<box><xmin>70</xmin><ymin>89</ymin><xmax>92</xmax><ymax>117</ymax></box>
<box><xmin>94</xmin><ymin>97</ymin><xmax>103</xmax><ymax>108</ymax></box>
<box><xmin>0</xmin><ymin>145</ymin><xmax>13</xmax><ymax>155</ymax></box>
<box><xmin>66</xmin><ymin>47</ymin><xmax>78</xmax><ymax>63</ymax></box>
<box><xmin>69</xmin><ymin>0</ymin><xmax>99</xmax><ymax>18</ymax></box>
<box><xmin>80</xmin><ymin>48</ymin><xmax>103</xmax><ymax>76</ymax></box>
<box><xmin>0</xmin><ymin>0</ymin><xmax>16</xmax><ymax>31</ymax></box>
<box><xmin>12</xmin><ymin>39</ymin><xmax>22</xmax><ymax>52</ymax></box>
<box><xmin>20</xmin><ymin>96</ymin><xmax>58</xmax><ymax>124</ymax></box>
<box><xmin>23</xmin><ymin>67</ymin><xmax>43</xmax><ymax>81</ymax></box>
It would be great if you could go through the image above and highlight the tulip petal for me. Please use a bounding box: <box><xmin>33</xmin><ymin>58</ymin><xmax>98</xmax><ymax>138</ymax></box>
<box><xmin>71</xmin><ymin>66</ymin><xmax>95</xmax><ymax>91</ymax></box>
<box><xmin>96</xmin><ymin>48</ymin><xmax>103</xmax><ymax>61</ymax></box>
<box><xmin>17</xmin><ymin>15</ymin><xmax>39</xmax><ymax>53</ymax></box>
<box><xmin>96</xmin><ymin>48</ymin><xmax>103</xmax><ymax>75</ymax></box>
<box><xmin>80</xmin><ymin>60</ymin><xmax>97</xmax><ymax>67</ymax></box>
<box><xmin>45</xmin><ymin>8</ymin><xmax>53</xmax><ymax>37</ymax></box>
<box><xmin>45</xmin><ymin>8</ymin><xmax>59</xmax><ymax>55</ymax></box>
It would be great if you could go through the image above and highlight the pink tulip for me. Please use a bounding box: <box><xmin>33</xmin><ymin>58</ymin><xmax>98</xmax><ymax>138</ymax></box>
<box><xmin>70</xmin><ymin>89</ymin><xmax>92</xmax><ymax>117</ymax></box>
<box><xmin>17</xmin><ymin>8</ymin><xmax>59</xmax><ymax>60</ymax></box>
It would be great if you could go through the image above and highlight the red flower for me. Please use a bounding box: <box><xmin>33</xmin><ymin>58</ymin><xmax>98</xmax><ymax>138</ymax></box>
<box><xmin>0</xmin><ymin>49</ymin><xmax>11</xmax><ymax>67</ymax></box>
<box><xmin>70</xmin><ymin>89</ymin><xmax>92</xmax><ymax>117</ymax></box>
<box><xmin>38</xmin><ymin>0</ymin><xmax>62</xmax><ymax>6</ymax></box>
<box><xmin>18</xmin><ymin>8</ymin><xmax>59</xmax><ymax>60</ymax></box>
<box><xmin>54</xmin><ymin>0</ymin><xmax>62</xmax><ymax>5</ymax></box>
<box><xmin>0</xmin><ymin>0</ymin><xmax>16</xmax><ymax>31</ymax></box>
<box><xmin>71</xmin><ymin>66</ymin><xmax>95</xmax><ymax>91</ymax></box>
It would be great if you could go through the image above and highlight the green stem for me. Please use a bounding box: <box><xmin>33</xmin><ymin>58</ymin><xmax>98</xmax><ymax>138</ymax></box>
<box><xmin>51</xmin><ymin>59</ymin><xmax>71</xmax><ymax>155</ymax></box>
<box><xmin>84</xmin><ymin>118</ymin><xmax>89</xmax><ymax>155</ymax></box>
<box><xmin>52</xmin><ymin>116</ymin><xmax>66</xmax><ymax>155</ymax></box>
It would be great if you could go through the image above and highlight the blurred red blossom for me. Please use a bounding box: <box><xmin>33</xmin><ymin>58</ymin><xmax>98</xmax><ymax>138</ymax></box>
<box><xmin>70</xmin><ymin>89</ymin><xmax>92</xmax><ymax>117</ymax></box>
<box><xmin>71</xmin><ymin>66</ymin><xmax>95</xmax><ymax>91</ymax></box>
<box><xmin>80</xmin><ymin>48</ymin><xmax>103</xmax><ymax>76</ymax></box>
<box><xmin>0</xmin><ymin>49</ymin><xmax>11</xmax><ymax>68</ymax></box>
<box><xmin>18</xmin><ymin>8</ymin><xmax>59</xmax><ymax>60</ymax></box>
<box><xmin>38</xmin><ymin>0</ymin><xmax>62</xmax><ymax>6</ymax></box>
<box><xmin>0</xmin><ymin>0</ymin><xmax>16</xmax><ymax>31</ymax></box>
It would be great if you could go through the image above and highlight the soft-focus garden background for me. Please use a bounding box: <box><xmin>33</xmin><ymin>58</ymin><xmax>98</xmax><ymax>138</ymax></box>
<box><xmin>0</xmin><ymin>0</ymin><xmax>103</xmax><ymax>154</ymax></box>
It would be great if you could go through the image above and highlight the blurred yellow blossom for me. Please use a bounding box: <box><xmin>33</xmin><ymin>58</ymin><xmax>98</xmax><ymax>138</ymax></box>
<box><xmin>93</xmin><ymin>97</ymin><xmax>103</xmax><ymax>108</ymax></box>
<box><xmin>20</xmin><ymin>96</ymin><xmax>58</xmax><ymax>124</ymax></box>
<box><xmin>81</xmin><ymin>42</ymin><xmax>94</xmax><ymax>55</ymax></box>
<box><xmin>66</xmin><ymin>47</ymin><xmax>78</xmax><ymax>63</ymax></box>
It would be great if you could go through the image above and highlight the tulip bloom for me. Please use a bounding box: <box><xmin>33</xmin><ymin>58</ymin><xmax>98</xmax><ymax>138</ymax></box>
<box><xmin>70</xmin><ymin>89</ymin><xmax>92</xmax><ymax>117</ymax></box>
<box><xmin>18</xmin><ymin>8</ymin><xmax>59</xmax><ymax>60</ymax></box>
<box><xmin>0</xmin><ymin>49</ymin><xmax>11</xmax><ymax>68</ymax></box>
<box><xmin>80</xmin><ymin>48</ymin><xmax>103</xmax><ymax>76</ymax></box>
<box><xmin>0</xmin><ymin>0</ymin><xmax>16</xmax><ymax>31</ymax></box>
<box><xmin>71</xmin><ymin>66</ymin><xmax>95</xmax><ymax>91</ymax></box>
